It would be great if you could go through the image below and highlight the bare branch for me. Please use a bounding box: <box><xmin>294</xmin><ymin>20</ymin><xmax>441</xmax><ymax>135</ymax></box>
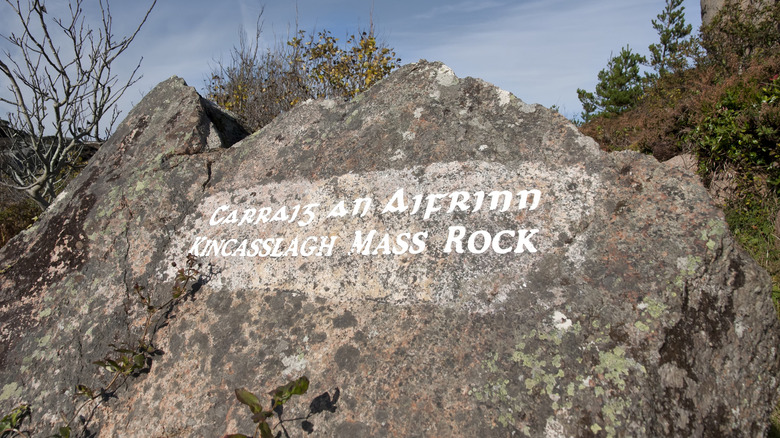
<box><xmin>0</xmin><ymin>0</ymin><xmax>156</xmax><ymax>209</ymax></box>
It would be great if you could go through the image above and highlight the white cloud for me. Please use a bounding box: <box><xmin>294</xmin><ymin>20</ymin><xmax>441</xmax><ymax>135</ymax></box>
<box><xmin>412</xmin><ymin>1</ymin><xmax>508</xmax><ymax>20</ymax></box>
<box><xmin>1</xmin><ymin>0</ymin><xmax>704</xmax><ymax>123</ymax></box>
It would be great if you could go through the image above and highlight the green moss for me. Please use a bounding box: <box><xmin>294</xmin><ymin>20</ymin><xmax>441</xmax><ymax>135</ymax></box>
<box><xmin>485</xmin><ymin>353</ymin><xmax>501</xmax><ymax>373</ymax></box>
<box><xmin>344</xmin><ymin>110</ymin><xmax>359</xmax><ymax>126</ymax></box>
<box><xmin>681</xmin><ymin>256</ymin><xmax>701</xmax><ymax>275</ymax></box>
<box><xmin>701</xmin><ymin>219</ymin><xmax>728</xmax><ymax>252</ymax></box>
<box><xmin>475</xmin><ymin>322</ymin><xmax>650</xmax><ymax>433</ymax></box>
<box><xmin>511</xmin><ymin>349</ymin><xmax>546</xmax><ymax>369</ymax></box>
<box><xmin>536</xmin><ymin>328</ymin><xmax>564</xmax><ymax>345</ymax></box>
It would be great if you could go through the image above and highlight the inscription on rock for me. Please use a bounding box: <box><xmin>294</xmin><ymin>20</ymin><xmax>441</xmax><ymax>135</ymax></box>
<box><xmin>1</xmin><ymin>62</ymin><xmax>776</xmax><ymax>437</ymax></box>
<box><xmin>191</xmin><ymin>186</ymin><xmax>543</xmax><ymax>258</ymax></box>
<box><xmin>168</xmin><ymin>160</ymin><xmax>600</xmax><ymax>306</ymax></box>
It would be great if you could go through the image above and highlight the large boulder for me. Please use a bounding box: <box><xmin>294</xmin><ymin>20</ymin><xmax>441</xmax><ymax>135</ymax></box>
<box><xmin>1</xmin><ymin>62</ymin><xmax>778</xmax><ymax>437</ymax></box>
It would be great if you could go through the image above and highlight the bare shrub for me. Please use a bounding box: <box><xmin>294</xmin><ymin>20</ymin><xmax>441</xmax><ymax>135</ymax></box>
<box><xmin>0</xmin><ymin>0</ymin><xmax>156</xmax><ymax>209</ymax></box>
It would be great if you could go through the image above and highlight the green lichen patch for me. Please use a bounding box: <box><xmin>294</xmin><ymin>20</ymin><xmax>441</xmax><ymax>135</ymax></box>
<box><xmin>634</xmin><ymin>320</ymin><xmax>650</xmax><ymax>332</ymax></box>
<box><xmin>699</xmin><ymin>218</ymin><xmax>727</xmax><ymax>253</ymax></box>
<box><xmin>470</xmin><ymin>356</ymin><xmax>520</xmax><ymax>430</ymax></box>
<box><xmin>674</xmin><ymin>255</ymin><xmax>702</xmax><ymax>287</ymax></box>
<box><xmin>596</xmin><ymin>346</ymin><xmax>646</xmax><ymax>391</ymax></box>
<box><xmin>471</xmin><ymin>318</ymin><xmax>651</xmax><ymax>436</ymax></box>
<box><xmin>602</xmin><ymin>398</ymin><xmax>630</xmax><ymax>437</ymax></box>
<box><xmin>0</xmin><ymin>382</ymin><xmax>21</xmax><ymax>402</ymax></box>
<box><xmin>640</xmin><ymin>296</ymin><xmax>667</xmax><ymax>319</ymax></box>
<box><xmin>700</xmin><ymin>218</ymin><xmax>727</xmax><ymax>242</ymax></box>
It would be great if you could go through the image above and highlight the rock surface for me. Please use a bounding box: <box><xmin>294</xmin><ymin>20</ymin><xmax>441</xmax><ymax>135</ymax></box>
<box><xmin>700</xmin><ymin>0</ymin><xmax>774</xmax><ymax>25</ymax></box>
<box><xmin>663</xmin><ymin>153</ymin><xmax>740</xmax><ymax>208</ymax></box>
<box><xmin>1</xmin><ymin>62</ymin><xmax>779</xmax><ymax>437</ymax></box>
<box><xmin>701</xmin><ymin>0</ymin><xmax>727</xmax><ymax>25</ymax></box>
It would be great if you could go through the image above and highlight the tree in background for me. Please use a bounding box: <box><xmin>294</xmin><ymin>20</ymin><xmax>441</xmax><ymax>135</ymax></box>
<box><xmin>648</xmin><ymin>0</ymin><xmax>695</xmax><ymax>76</ymax></box>
<box><xmin>576</xmin><ymin>46</ymin><xmax>647</xmax><ymax>122</ymax></box>
<box><xmin>575</xmin><ymin>0</ymin><xmax>780</xmax><ymax>325</ymax></box>
<box><xmin>0</xmin><ymin>0</ymin><xmax>157</xmax><ymax>210</ymax></box>
<box><xmin>292</xmin><ymin>29</ymin><xmax>399</xmax><ymax>100</ymax></box>
<box><xmin>206</xmin><ymin>12</ymin><xmax>400</xmax><ymax>132</ymax></box>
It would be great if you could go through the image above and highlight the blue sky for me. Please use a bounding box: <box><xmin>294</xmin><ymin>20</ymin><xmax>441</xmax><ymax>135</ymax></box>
<box><xmin>1</xmin><ymin>0</ymin><xmax>702</xmax><ymax>123</ymax></box>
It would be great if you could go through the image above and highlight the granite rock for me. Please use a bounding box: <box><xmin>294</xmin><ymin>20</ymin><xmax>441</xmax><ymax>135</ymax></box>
<box><xmin>0</xmin><ymin>62</ymin><xmax>778</xmax><ymax>437</ymax></box>
<box><xmin>701</xmin><ymin>0</ymin><xmax>727</xmax><ymax>25</ymax></box>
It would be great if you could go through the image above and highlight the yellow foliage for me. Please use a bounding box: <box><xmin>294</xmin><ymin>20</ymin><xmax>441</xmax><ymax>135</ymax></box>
<box><xmin>206</xmin><ymin>26</ymin><xmax>400</xmax><ymax>131</ymax></box>
<box><xmin>300</xmin><ymin>30</ymin><xmax>399</xmax><ymax>99</ymax></box>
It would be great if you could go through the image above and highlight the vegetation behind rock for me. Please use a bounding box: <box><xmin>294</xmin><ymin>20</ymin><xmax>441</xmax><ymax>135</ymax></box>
<box><xmin>204</xmin><ymin>10</ymin><xmax>401</xmax><ymax>132</ymax></box>
<box><xmin>578</xmin><ymin>0</ymin><xmax>780</xmax><ymax>308</ymax></box>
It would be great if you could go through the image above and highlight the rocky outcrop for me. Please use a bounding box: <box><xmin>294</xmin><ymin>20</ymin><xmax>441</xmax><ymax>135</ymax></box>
<box><xmin>0</xmin><ymin>63</ymin><xmax>778</xmax><ymax>437</ymax></box>
<box><xmin>701</xmin><ymin>0</ymin><xmax>776</xmax><ymax>25</ymax></box>
<box><xmin>701</xmin><ymin>0</ymin><xmax>727</xmax><ymax>25</ymax></box>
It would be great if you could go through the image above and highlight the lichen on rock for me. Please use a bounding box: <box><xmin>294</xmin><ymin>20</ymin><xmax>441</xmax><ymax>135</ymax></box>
<box><xmin>0</xmin><ymin>61</ymin><xmax>777</xmax><ymax>437</ymax></box>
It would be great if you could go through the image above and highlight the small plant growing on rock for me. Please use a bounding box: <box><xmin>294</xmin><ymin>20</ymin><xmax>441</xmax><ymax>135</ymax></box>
<box><xmin>55</xmin><ymin>254</ymin><xmax>201</xmax><ymax>437</ymax></box>
<box><xmin>93</xmin><ymin>254</ymin><xmax>200</xmax><ymax>382</ymax></box>
<box><xmin>226</xmin><ymin>376</ymin><xmax>310</xmax><ymax>438</ymax></box>
<box><xmin>91</xmin><ymin>254</ymin><xmax>200</xmax><ymax>387</ymax></box>
<box><xmin>225</xmin><ymin>377</ymin><xmax>341</xmax><ymax>438</ymax></box>
<box><xmin>0</xmin><ymin>404</ymin><xmax>30</xmax><ymax>437</ymax></box>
